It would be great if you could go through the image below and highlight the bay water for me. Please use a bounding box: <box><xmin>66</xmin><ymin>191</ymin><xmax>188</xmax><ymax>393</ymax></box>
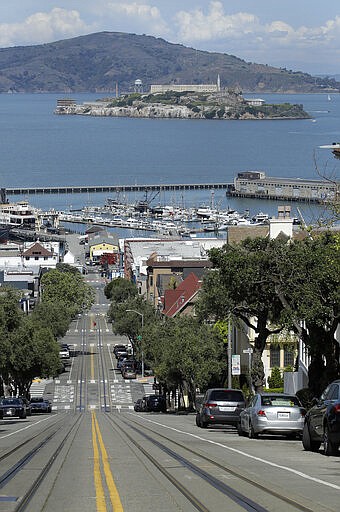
<box><xmin>0</xmin><ymin>92</ymin><xmax>339</xmax><ymax>229</ymax></box>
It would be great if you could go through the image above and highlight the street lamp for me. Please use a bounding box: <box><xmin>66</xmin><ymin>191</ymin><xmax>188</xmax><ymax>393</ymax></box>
<box><xmin>126</xmin><ymin>309</ymin><xmax>144</xmax><ymax>377</ymax></box>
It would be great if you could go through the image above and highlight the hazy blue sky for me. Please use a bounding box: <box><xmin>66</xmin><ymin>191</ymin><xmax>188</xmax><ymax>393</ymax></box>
<box><xmin>0</xmin><ymin>1</ymin><xmax>339</xmax><ymax>75</ymax></box>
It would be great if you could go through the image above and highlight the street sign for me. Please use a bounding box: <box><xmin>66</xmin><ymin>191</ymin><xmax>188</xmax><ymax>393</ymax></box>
<box><xmin>243</xmin><ymin>348</ymin><xmax>253</xmax><ymax>354</ymax></box>
<box><xmin>232</xmin><ymin>354</ymin><xmax>241</xmax><ymax>375</ymax></box>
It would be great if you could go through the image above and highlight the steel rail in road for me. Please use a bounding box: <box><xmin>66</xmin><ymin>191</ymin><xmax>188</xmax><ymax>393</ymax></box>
<box><xmin>0</xmin><ymin>415</ymin><xmax>83</xmax><ymax>512</ymax></box>
<box><xmin>104</xmin><ymin>413</ymin><xmax>318</xmax><ymax>512</ymax></box>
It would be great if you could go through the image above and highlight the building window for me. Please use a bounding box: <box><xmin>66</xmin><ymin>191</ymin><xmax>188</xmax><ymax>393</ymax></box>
<box><xmin>270</xmin><ymin>345</ymin><xmax>280</xmax><ymax>367</ymax></box>
<box><xmin>284</xmin><ymin>347</ymin><xmax>295</xmax><ymax>367</ymax></box>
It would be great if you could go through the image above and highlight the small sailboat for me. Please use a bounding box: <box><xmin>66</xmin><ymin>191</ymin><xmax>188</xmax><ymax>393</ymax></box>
<box><xmin>328</xmin><ymin>94</ymin><xmax>331</xmax><ymax>101</ymax></box>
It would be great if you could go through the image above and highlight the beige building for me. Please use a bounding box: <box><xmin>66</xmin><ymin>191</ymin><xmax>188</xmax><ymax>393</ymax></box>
<box><xmin>150</xmin><ymin>75</ymin><xmax>221</xmax><ymax>94</ymax></box>
<box><xmin>231</xmin><ymin>171</ymin><xmax>337</xmax><ymax>203</ymax></box>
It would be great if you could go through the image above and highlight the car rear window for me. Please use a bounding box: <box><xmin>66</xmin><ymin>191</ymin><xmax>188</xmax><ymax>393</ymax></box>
<box><xmin>2</xmin><ymin>398</ymin><xmax>21</xmax><ymax>405</ymax></box>
<box><xmin>261</xmin><ymin>396</ymin><xmax>301</xmax><ymax>407</ymax></box>
<box><xmin>209</xmin><ymin>390</ymin><xmax>244</xmax><ymax>402</ymax></box>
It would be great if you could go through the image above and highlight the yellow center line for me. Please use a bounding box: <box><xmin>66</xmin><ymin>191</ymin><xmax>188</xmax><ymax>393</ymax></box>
<box><xmin>94</xmin><ymin>413</ymin><xmax>124</xmax><ymax>512</ymax></box>
<box><xmin>91</xmin><ymin>413</ymin><xmax>107</xmax><ymax>512</ymax></box>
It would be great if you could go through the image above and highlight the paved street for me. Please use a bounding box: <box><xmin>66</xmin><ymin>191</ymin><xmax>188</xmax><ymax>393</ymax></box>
<box><xmin>0</xmin><ymin>265</ymin><xmax>339</xmax><ymax>512</ymax></box>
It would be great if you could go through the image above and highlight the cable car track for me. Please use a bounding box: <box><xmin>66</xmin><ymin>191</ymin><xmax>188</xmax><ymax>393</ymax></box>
<box><xmin>103</xmin><ymin>413</ymin><xmax>318</xmax><ymax>512</ymax></box>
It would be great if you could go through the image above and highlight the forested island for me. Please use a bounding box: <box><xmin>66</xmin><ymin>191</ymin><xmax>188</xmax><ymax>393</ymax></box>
<box><xmin>55</xmin><ymin>90</ymin><xmax>309</xmax><ymax>121</ymax></box>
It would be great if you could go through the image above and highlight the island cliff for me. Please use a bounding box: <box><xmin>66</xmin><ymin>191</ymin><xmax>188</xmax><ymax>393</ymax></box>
<box><xmin>55</xmin><ymin>90</ymin><xmax>310</xmax><ymax>120</ymax></box>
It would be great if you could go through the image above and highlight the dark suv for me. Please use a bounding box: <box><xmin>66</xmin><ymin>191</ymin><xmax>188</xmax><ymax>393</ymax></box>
<box><xmin>302</xmin><ymin>379</ymin><xmax>340</xmax><ymax>456</ymax></box>
<box><xmin>196</xmin><ymin>388</ymin><xmax>246</xmax><ymax>429</ymax></box>
<box><xmin>145</xmin><ymin>395</ymin><xmax>167</xmax><ymax>412</ymax></box>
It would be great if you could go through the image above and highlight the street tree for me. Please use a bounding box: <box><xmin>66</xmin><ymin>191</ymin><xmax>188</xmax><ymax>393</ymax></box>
<box><xmin>108</xmin><ymin>295</ymin><xmax>156</xmax><ymax>361</ymax></box>
<box><xmin>104</xmin><ymin>277</ymin><xmax>138</xmax><ymax>301</ymax></box>
<box><xmin>32</xmin><ymin>301</ymin><xmax>73</xmax><ymax>339</ymax></box>
<box><xmin>6</xmin><ymin>317</ymin><xmax>60</xmax><ymax>397</ymax></box>
<box><xmin>41</xmin><ymin>267</ymin><xmax>94</xmax><ymax>315</ymax></box>
<box><xmin>273</xmin><ymin>232</ymin><xmax>340</xmax><ymax>395</ymax></box>
<box><xmin>197</xmin><ymin>237</ymin><xmax>288</xmax><ymax>391</ymax></box>
<box><xmin>0</xmin><ymin>288</ymin><xmax>60</xmax><ymax>396</ymax></box>
<box><xmin>143</xmin><ymin>316</ymin><xmax>226</xmax><ymax>408</ymax></box>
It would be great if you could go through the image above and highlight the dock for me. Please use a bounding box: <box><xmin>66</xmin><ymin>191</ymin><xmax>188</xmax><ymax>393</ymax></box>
<box><xmin>5</xmin><ymin>182</ymin><xmax>232</xmax><ymax>196</ymax></box>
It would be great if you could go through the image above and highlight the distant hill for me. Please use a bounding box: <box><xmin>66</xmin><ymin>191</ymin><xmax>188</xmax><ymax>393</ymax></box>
<box><xmin>0</xmin><ymin>31</ymin><xmax>339</xmax><ymax>94</ymax></box>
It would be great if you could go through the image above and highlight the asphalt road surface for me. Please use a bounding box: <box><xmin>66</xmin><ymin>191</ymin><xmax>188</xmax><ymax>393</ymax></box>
<box><xmin>0</xmin><ymin>270</ymin><xmax>339</xmax><ymax>512</ymax></box>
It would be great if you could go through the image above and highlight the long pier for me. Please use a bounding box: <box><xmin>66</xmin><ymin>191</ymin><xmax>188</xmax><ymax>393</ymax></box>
<box><xmin>6</xmin><ymin>182</ymin><xmax>232</xmax><ymax>196</ymax></box>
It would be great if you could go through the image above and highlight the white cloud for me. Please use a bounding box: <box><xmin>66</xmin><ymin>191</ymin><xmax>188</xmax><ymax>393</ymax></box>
<box><xmin>0</xmin><ymin>8</ymin><xmax>95</xmax><ymax>47</ymax></box>
<box><xmin>107</xmin><ymin>2</ymin><xmax>170</xmax><ymax>36</ymax></box>
<box><xmin>174</xmin><ymin>1</ymin><xmax>340</xmax><ymax>54</ymax></box>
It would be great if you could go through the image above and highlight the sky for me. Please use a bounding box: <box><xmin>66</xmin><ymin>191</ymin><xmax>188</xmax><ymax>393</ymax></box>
<box><xmin>0</xmin><ymin>1</ymin><xmax>339</xmax><ymax>75</ymax></box>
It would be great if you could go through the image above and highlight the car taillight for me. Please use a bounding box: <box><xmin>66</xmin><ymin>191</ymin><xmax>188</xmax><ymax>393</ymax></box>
<box><xmin>300</xmin><ymin>409</ymin><xmax>306</xmax><ymax>417</ymax></box>
<box><xmin>333</xmin><ymin>404</ymin><xmax>340</xmax><ymax>413</ymax></box>
<box><xmin>205</xmin><ymin>403</ymin><xmax>217</xmax><ymax>408</ymax></box>
<box><xmin>257</xmin><ymin>410</ymin><xmax>266</xmax><ymax>417</ymax></box>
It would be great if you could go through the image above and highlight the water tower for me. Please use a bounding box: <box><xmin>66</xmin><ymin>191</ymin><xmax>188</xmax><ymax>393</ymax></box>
<box><xmin>134</xmin><ymin>79</ymin><xmax>143</xmax><ymax>93</ymax></box>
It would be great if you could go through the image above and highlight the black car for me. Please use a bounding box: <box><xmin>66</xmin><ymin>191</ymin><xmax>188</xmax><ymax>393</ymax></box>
<box><xmin>302</xmin><ymin>379</ymin><xmax>340</xmax><ymax>456</ymax></box>
<box><xmin>30</xmin><ymin>397</ymin><xmax>52</xmax><ymax>414</ymax></box>
<box><xmin>196</xmin><ymin>388</ymin><xmax>246</xmax><ymax>429</ymax></box>
<box><xmin>134</xmin><ymin>398</ymin><xmax>147</xmax><ymax>412</ymax></box>
<box><xmin>0</xmin><ymin>397</ymin><xmax>27</xmax><ymax>419</ymax></box>
<box><xmin>144</xmin><ymin>395</ymin><xmax>167</xmax><ymax>413</ymax></box>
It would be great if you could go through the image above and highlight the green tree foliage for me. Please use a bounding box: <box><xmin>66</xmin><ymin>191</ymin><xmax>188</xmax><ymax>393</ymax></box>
<box><xmin>273</xmin><ymin>232</ymin><xmax>340</xmax><ymax>396</ymax></box>
<box><xmin>6</xmin><ymin>317</ymin><xmax>59</xmax><ymax>397</ymax></box>
<box><xmin>197</xmin><ymin>233</ymin><xmax>339</xmax><ymax>397</ymax></box>
<box><xmin>104</xmin><ymin>277</ymin><xmax>138</xmax><ymax>301</ymax></box>
<box><xmin>32</xmin><ymin>301</ymin><xmax>72</xmax><ymax>339</ymax></box>
<box><xmin>108</xmin><ymin>296</ymin><xmax>155</xmax><ymax>358</ymax></box>
<box><xmin>197</xmin><ymin>237</ymin><xmax>287</xmax><ymax>391</ymax></box>
<box><xmin>0</xmin><ymin>288</ymin><xmax>60</xmax><ymax>396</ymax></box>
<box><xmin>41</xmin><ymin>266</ymin><xmax>94</xmax><ymax>316</ymax></box>
<box><xmin>143</xmin><ymin>316</ymin><xmax>226</xmax><ymax>407</ymax></box>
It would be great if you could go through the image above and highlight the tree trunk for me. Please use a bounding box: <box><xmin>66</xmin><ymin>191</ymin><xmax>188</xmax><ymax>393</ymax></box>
<box><xmin>251</xmin><ymin>314</ymin><xmax>270</xmax><ymax>392</ymax></box>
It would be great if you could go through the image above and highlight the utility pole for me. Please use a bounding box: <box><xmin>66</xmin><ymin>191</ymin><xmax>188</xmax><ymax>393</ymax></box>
<box><xmin>228</xmin><ymin>314</ymin><xmax>232</xmax><ymax>388</ymax></box>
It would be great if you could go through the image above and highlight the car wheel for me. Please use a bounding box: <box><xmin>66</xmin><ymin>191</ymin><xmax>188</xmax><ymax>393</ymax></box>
<box><xmin>195</xmin><ymin>413</ymin><xmax>202</xmax><ymax>427</ymax></box>
<box><xmin>248</xmin><ymin>421</ymin><xmax>258</xmax><ymax>439</ymax></box>
<box><xmin>324</xmin><ymin>425</ymin><xmax>338</xmax><ymax>456</ymax></box>
<box><xmin>237</xmin><ymin>421</ymin><xmax>245</xmax><ymax>436</ymax></box>
<box><xmin>302</xmin><ymin>422</ymin><xmax>321</xmax><ymax>452</ymax></box>
<box><xmin>201</xmin><ymin>420</ymin><xmax>208</xmax><ymax>429</ymax></box>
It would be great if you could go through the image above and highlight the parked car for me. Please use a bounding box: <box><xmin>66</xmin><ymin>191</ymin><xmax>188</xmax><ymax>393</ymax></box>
<box><xmin>19</xmin><ymin>397</ymin><xmax>32</xmax><ymax>416</ymax></box>
<box><xmin>113</xmin><ymin>345</ymin><xmax>128</xmax><ymax>358</ymax></box>
<box><xmin>0</xmin><ymin>397</ymin><xmax>27</xmax><ymax>419</ymax></box>
<box><xmin>238</xmin><ymin>393</ymin><xmax>306</xmax><ymax>438</ymax></box>
<box><xmin>59</xmin><ymin>345</ymin><xmax>71</xmax><ymax>365</ymax></box>
<box><xmin>145</xmin><ymin>395</ymin><xmax>167</xmax><ymax>413</ymax></box>
<box><xmin>121</xmin><ymin>359</ymin><xmax>137</xmax><ymax>373</ymax></box>
<box><xmin>134</xmin><ymin>398</ymin><xmax>146</xmax><ymax>412</ymax></box>
<box><xmin>196</xmin><ymin>388</ymin><xmax>245</xmax><ymax>429</ymax></box>
<box><xmin>122</xmin><ymin>368</ymin><xmax>137</xmax><ymax>379</ymax></box>
<box><xmin>117</xmin><ymin>355</ymin><xmax>128</xmax><ymax>370</ymax></box>
<box><xmin>302</xmin><ymin>379</ymin><xmax>340</xmax><ymax>456</ymax></box>
<box><xmin>30</xmin><ymin>397</ymin><xmax>52</xmax><ymax>414</ymax></box>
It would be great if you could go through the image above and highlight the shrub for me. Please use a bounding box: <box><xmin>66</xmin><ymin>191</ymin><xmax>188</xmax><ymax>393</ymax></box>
<box><xmin>268</xmin><ymin>367</ymin><xmax>283</xmax><ymax>388</ymax></box>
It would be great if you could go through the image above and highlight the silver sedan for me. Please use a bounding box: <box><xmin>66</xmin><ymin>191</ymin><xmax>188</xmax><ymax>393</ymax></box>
<box><xmin>238</xmin><ymin>393</ymin><xmax>306</xmax><ymax>439</ymax></box>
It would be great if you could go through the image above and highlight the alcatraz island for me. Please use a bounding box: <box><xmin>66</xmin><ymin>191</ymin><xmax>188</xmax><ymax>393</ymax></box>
<box><xmin>55</xmin><ymin>76</ymin><xmax>310</xmax><ymax>121</ymax></box>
